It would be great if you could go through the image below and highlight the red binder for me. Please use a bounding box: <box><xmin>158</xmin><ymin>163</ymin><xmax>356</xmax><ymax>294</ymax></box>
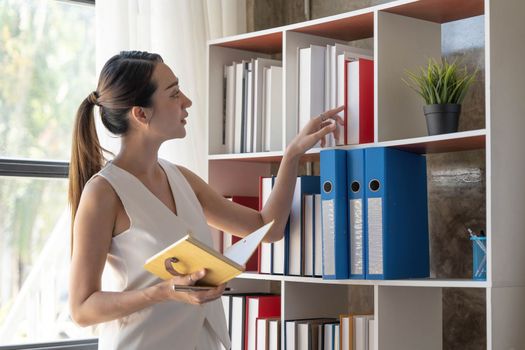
<box><xmin>344</xmin><ymin>58</ymin><xmax>374</xmax><ymax>145</ymax></box>
<box><xmin>359</xmin><ymin>58</ymin><xmax>374</xmax><ymax>144</ymax></box>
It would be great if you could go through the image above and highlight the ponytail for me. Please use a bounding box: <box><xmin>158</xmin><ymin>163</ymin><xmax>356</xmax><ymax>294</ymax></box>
<box><xmin>68</xmin><ymin>92</ymin><xmax>105</xmax><ymax>250</ymax></box>
<box><xmin>68</xmin><ymin>51</ymin><xmax>163</xmax><ymax>254</ymax></box>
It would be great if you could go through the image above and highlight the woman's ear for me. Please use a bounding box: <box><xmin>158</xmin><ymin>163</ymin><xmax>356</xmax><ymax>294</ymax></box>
<box><xmin>130</xmin><ymin>106</ymin><xmax>153</xmax><ymax>127</ymax></box>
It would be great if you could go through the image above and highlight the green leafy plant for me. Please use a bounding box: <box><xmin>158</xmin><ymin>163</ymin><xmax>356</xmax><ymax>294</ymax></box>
<box><xmin>403</xmin><ymin>58</ymin><xmax>478</xmax><ymax>105</ymax></box>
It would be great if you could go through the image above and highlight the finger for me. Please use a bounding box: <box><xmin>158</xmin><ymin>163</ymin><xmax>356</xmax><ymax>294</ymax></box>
<box><xmin>203</xmin><ymin>284</ymin><xmax>227</xmax><ymax>299</ymax></box>
<box><xmin>329</xmin><ymin>105</ymin><xmax>345</xmax><ymax>115</ymax></box>
<box><xmin>201</xmin><ymin>291</ymin><xmax>221</xmax><ymax>303</ymax></box>
<box><xmin>191</xmin><ymin>283</ymin><xmax>227</xmax><ymax>304</ymax></box>
<box><xmin>187</xmin><ymin>269</ymin><xmax>206</xmax><ymax>286</ymax></box>
<box><xmin>318</xmin><ymin>106</ymin><xmax>345</xmax><ymax>122</ymax></box>
<box><xmin>210</xmin><ymin>284</ymin><xmax>226</xmax><ymax>295</ymax></box>
<box><xmin>335</xmin><ymin>114</ymin><xmax>344</xmax><ymax>126</ymax></box>
<box><xmin>320</xmin><ymin>119</ymin><xmax>333</xmax><ymax>129</ymax></box>
<box><xmin>315</xmin><ymin>123</ymin><xmax>337</xmax><ymax>144</ymax></box>
<box><xmin>334</xmin><ymin>123</ymin><xmax>340</xmax><ymax>141</ymax></box>
<box><xmin>320</xmin><ymin>122</ymin><xmax>337</xmax><ymax>135</ymax></box>
<box><xmin>190</xmin><ymin>290</ymin><xmax>216</xmax><ymax>305</ymax></box>
<box><xmin>206</xmin><ymin>285</ymin><xmax>225</xmax><ymax>297</ymax></box>
<box><xmin>188</xmin><ymin>294</ymin><xmax>203</xmax><ymax>305</ymax></box>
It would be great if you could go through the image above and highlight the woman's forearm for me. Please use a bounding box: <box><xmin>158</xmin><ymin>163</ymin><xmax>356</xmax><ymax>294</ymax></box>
<box><xmin>71</xmin><ymin>285</ymin><xmax>163</xmax><ymax>327</ymax></box>
<box><xmin>261</xmin><ymin>151</ymin><xmax>301</xmax><ymax>242</ymax></box>
<box><xmin>71</xmin><ymin>270</ymin><xmax>224</xmax><ymax>327</ymax></box>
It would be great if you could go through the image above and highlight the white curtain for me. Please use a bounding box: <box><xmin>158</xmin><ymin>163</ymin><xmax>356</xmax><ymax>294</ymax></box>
<box><xmin>95</xmin><ymin>0</ymin><xmax>247</xmax><ymax>180</ymax></box>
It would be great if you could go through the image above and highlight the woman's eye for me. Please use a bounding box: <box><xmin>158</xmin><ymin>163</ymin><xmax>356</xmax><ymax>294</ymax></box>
<box><xmin>171</xmin><ymin>92</ymin><xmax>180</xmax><ymax>98</ymax></box>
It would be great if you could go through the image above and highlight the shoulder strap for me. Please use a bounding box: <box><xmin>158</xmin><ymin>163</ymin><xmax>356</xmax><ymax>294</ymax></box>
<box><xmin>158</xmin><ymin>159</ymin><xmax>202</xmax><ymax>216</ymax></box>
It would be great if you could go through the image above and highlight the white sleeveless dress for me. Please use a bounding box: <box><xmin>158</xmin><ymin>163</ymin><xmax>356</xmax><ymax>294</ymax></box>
<box><xmin>92</xmin><ymin>158</ymin><xmax>231</xmax><ymax>350</ymax></box>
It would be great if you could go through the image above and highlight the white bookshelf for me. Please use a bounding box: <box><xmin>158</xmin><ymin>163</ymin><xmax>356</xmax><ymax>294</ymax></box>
<box><xmin>207</xmin><ymin>0</ymin><xmax>525</xmax><ymax>348</ymax></box>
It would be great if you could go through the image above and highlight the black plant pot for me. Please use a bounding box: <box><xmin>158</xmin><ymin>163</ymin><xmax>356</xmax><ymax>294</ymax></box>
<box><xmin>423</xmin><ymin>103</ymin><xmax>461</xmax><ymax>135</ymax></box>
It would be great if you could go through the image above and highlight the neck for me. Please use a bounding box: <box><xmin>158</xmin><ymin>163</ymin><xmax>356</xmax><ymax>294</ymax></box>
<box><xmin>113</xmin><ymin>133</ymin><xmax>162</xmax><ymax>178</ymax></box>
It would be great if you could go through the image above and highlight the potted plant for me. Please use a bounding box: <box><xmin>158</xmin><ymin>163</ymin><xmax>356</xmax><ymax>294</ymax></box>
<box><xmin>403</xmin><ymin>58</ymin><xmax>478</xmax><ymax>135</ymax></box>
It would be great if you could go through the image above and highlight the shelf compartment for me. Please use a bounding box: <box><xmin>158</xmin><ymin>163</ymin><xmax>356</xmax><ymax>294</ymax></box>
<box><xmin>383</xmin><ymin>0</ymin><xmax>484</xmax><ymax>24</ymax></box>
<box><xmin>282</xmin><ymin>282</ymin><xmax>374</xmax><ymax>350</ymax></box>
<box><xmin>207</xmin><ymin>45</ymin><xmax>279</xmax><ymax>156</ymax></box>
<box><xmin>376</xmin><ymin>286</ymin><xmax>487</xmax><ymax>349</ymax></box>
<box><xmin>375</xmin><ymin>8</ymin><xmax>485</xmax><ymax>142</ymax></box>
<box><xmin>377</xmin><ymin>285</ymin><xmax>442</xmax><ymax>350</ymax></box>
<box><xmin>282</xmin><ymin>30</ymin><xmax>375</xmax><ymax>150</ymax></box>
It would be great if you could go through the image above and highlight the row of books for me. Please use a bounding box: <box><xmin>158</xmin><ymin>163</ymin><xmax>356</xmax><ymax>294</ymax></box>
<box><xmin>219</xmin><ymin>293</ymin><xmax>375</xmax><ymax>350</ymax></box>
<box><xmin>223</xmin><ymin>59</ymin><xmax>283</xmax><ymax>154</ymax></box>
<box><xmin>256</xmin><ymin>317</ymin><xmax>281</xmax><ymax>350</ymax></box>
<box><xmin>220</xmin><ymin>146</ymin><xmax>430</xmax><ymax>281</ymax></box>
<box><xmin>258</xmin><ymin>176</ymin><xmax>322</xmax><ymax>276</ymax></box>
<box><xmin>285</xmin><ymin>314</ymin><xmax>375</xmax><ymax>350</ymax></box>
<box><xmin>298</xmin><ymin>43</ymin><xmax>374</xmax><ymax>148</ymax></box>
<box><xmin>221</xmin><ymin>293</ymin><xmax>281</xmax><ymax>350</ymax></box>
<box><xmin>221</xmin><ymin>43</ymin><xmax>374</xmax><ymax>155</ymax></box>
<box><xmin>221</xmin><ymin>182</ymin><xmax>319</xmax><ymax>277</ymax></box>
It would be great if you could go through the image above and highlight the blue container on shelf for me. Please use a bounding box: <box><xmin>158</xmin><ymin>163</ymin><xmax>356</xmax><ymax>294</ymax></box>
<box><xmin>471</xmin><ymin>236</ymin><xmax>487</xmax><ymax>280</ymax></box>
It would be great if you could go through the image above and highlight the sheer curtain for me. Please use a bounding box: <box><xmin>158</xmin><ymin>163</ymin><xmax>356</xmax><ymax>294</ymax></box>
<box><xmin>95</xmin><ymin>0</ymin><xmax>247</xmax><ymax>180</ymax></box>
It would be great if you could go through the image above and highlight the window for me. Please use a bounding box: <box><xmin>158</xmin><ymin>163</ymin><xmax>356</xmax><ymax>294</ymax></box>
<box><xmin>0</xmin><ymin>0</ymin><xmax>96</xmax><ymax>347</ymax></box>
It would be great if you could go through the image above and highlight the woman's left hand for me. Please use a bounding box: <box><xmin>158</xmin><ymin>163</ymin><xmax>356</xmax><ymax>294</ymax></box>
<box><xmin>285</xmin><ymin>106</ymin><xmax>345</xmax><ymax>159</ymax></box>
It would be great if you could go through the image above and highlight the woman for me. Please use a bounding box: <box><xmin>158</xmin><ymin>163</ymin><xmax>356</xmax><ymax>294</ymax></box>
<box><xmin>68</xmin><ymin>50</ymin><xmax>343</xmax><ymax>349</ymax></box>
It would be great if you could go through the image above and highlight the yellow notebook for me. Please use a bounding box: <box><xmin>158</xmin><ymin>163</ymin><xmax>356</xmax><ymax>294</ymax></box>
<box><xmin>144</xmin><ymin>221</ymin><xmax>275</xmax><ymax>286</ymax></box>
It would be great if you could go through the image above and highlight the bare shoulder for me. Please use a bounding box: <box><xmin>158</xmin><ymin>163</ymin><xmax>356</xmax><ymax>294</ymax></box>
<box><xmin>76</xmin><ymin>175</ymin><xmax>120</xmax><ymax>222</ymax></box>
<box><xmin>71</xmin><ymin>176</ymin><xmax>119</xmax><ymax>284</ymax></box>
<box><xmin>176</xmin><ymin>165</ymin><xmax>202</xmax><ymax>186</ymax></box>
<box><xmin>176</xmin><ymin>164</ymin><xmax>196</xmax><ymax>180</ymax></box>
<box><xmin>175</xmin><ymin>165</ymin><xmax>209</xmax><ymax>200</ymax></box>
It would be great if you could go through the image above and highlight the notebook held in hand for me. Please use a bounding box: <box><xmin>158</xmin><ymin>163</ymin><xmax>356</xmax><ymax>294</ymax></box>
<box><xmin>144</xmin><ymin>220</ymin><xmax>275</xmax><ymax>286</ymax></box>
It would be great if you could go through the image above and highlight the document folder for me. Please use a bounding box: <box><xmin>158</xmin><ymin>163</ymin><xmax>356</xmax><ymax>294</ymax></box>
<box><xmin>320</xmin><ymin>149</ymin><xmax>349</xmax><ymax>279</ymax></box>
<box><xmin>364</xmin><ymin>147</ymin><xmax>429</xmax><ymax>280</ymax></box>
<box><xmin>347</xmin><ymin>149</ymin><xmax>366</xmax><ymax>279</ymax></box>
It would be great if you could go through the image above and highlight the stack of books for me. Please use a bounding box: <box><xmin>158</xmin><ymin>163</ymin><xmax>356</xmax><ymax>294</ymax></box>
<box><xmin>285</xmin><ymin>314</ymin><xmax>375</xmax><ymax>350</ymax></box>
<box><xmin>223</xmin><ymin>58</ymin><xmax>282</xmax><ymax>154</ymax></box>
<box><xmin>298</xmin><ymin>43</ymin><xmax>374</xmax><ymax>148</ymax></box>
<box><xmin>257</xmin><ymin>176</ymin><xmax>321</xmax><ymax>277</ymax></box>
<box><xmin>221</xmin><ymin>293</ymin><xmax>280</xmax><ymax>350</ymax></box>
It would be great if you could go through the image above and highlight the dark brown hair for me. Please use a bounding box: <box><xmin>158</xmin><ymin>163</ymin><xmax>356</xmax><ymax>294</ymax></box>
<box><xmin>68</xmin><ymin>51</ymin><xmax>163</xmax><ymax>246</ymax></box>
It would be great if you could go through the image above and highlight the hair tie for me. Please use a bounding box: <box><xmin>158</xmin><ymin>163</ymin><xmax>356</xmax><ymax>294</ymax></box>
<box><xmin>87</xmin><ymin>91</ymin><xmax>100</xmax><ymax>106</ymax></box>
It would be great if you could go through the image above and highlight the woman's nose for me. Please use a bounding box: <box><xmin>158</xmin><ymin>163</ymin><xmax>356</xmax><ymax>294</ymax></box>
<box><xmin>183</xmin><ymin>93</ymin><xmax>192</xmax><ymax>108</ymax></box>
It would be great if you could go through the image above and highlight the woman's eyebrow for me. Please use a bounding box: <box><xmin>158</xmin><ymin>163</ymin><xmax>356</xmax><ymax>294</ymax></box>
<box><xmin>165</xmin><ymin>79</ymin><xmax>179</xmax><ymax>91</ymax></box>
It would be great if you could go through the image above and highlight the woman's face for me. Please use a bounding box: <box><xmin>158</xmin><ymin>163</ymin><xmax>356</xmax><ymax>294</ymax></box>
<box><xmin>145</xmin><ymin>62</ymin><xmax>192</xmax><ymax>141</ymax></box>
